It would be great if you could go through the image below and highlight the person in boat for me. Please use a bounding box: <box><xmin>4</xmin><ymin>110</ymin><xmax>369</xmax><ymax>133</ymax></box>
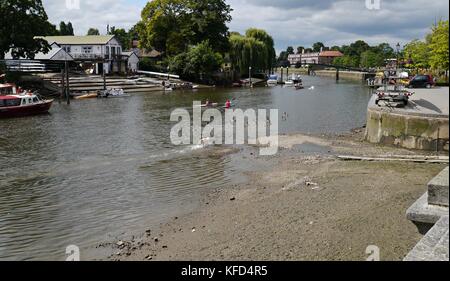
<box><xmin>225</xmin><ymin>99</ymin><xmax>232</xmax><ymax>109</ymax></box>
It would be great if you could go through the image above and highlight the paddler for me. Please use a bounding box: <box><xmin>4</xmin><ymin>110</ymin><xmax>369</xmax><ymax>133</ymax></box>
<box><xmin>225</xmin><ymin>99</ymin><xmax>232</xmax><ymax>109</ymax></box>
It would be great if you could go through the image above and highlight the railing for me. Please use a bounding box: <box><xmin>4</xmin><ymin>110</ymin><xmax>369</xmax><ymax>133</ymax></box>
<box><xmin>70</xmin><ymin>53</ymin><xmax>104</xmax><ymax>60</ymax></box>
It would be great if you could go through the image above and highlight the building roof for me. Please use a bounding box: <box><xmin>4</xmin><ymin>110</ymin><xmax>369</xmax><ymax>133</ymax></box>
<box><xmin>36</xmin><ymin>35</ymin><xmax>115</xmax><ymax>45</ymax></box>
<box><xmin>122</xmin><ymin>51</ymin><xmax>138</xmax><ymax>58</ymax></box>
<box><xmin>319</xmin><ymin>51</ymin><xmax>344</xmax><ymax>57</ymax></box>
<box><xmin>5</xmin><ymin>46</ymin><xmax>74</xmax><ymax>61</ymax></box>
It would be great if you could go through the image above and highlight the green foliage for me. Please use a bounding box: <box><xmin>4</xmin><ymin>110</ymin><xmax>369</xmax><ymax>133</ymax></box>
<box><xmin>229</xmin><ymin>30</ymin><xmax>274</xmax><ymax>75</ymax></box>
<box><xmin>286</xmin><ymin>46</ymin><xmax>294</xmax><ymax>55</ymax></box>
<box><xmin>403</xmin><ymin>39</ymin><xmax>430</xmax><ymax>69</ymax></box>
<box><xmin>429</xmin><ymin>20</ymin><xmax>449</xmax><ymax>71</ymax></box>
<box><xmin>296</xmin><ymin>46</ymin><xmax>305</xmax><ymax>54</ymax></box>
<box><xmin>360</xmin><ymin>50</ymin><xmax>384</xmax><ymax>68</ymax></box>
<box><xmin>169</xmin><ymin>41</ymin><xmax>223</xmax><ymax>82</ymax></box>
<box><xmin>0</xmin><ymin>0</ymin><xmax>55</xmax><ymax>59</ymax></box>
<box><xmin>59</xmin><ymin>21</ymin><xmax>74</xmax><ymax>35</ymax></box>
<box><xmin>333</xmin><ymin>55</ymin><xmax>359</xmax><ymax>67</ymax></box>
<box><xmin>110</xmin><ymin>27</ymin><xmax>131</xmax><ymax>50</ymax></box>
<box><xmin>87</xmin><ymin>28</ymin><xmax>100</xmax><ymax>36</ymax></box>
<box><xmin>312</xmin><ymin>42</ymin><xmax>325</xmax><ymax>52</ymax></box>
<box><xmin>137</xmin><ymin>0</ymin><xmax>232</xmax><ymax>56</ymax></box>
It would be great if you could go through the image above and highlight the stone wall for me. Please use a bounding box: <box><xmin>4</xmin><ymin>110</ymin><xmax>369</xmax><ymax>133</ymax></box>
<box><xmin>365</xmin><ymin>108</ymin><xmax>449</xmax><ymax>151</ymax></box>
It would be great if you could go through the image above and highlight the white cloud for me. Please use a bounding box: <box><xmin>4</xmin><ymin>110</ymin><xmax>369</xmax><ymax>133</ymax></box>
<box><xmin>42</xmin><ymin>0</ymin><xmax>143</xmax><ymax>35</ymax></box>
<box><xmin>42</xmin><ymin>0</ymin><xmax>449</xmax><ymax>53</ymax></box>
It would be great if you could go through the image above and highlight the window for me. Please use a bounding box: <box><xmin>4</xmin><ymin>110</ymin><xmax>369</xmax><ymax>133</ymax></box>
<box><xmin>22</xmin><ymin>99</ymin><xmax>27</xmax><ymax>105</ymax></box>
<box><xmin>33</xmin><ymin>97</ymin><xmax>39</xmax><ymax>103</ymax></box>
<box><xmin>3</xmin><ymin>99</ymin><xmax>21</xmax><ymax>107</ymax></box>
<box><xmin>82</xmin><ymin>46</ymin><xmax>92</xmax><ymax>54</ymax></box>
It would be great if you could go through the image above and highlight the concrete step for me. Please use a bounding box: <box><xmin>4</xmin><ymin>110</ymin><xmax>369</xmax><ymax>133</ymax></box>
<box><xmin>404</xmin><ymin>216</ymin><xmax>449</xmax><ymax>261</ymax></box>
<box><xmin>428</xmin><ymin>167</ymin><xmax>449</xmax><ymax>207</ymax></box>
<box><xmin>406</xmin><ymin>193</ymin><xmax>449</xmax><ymax>234</ymax></box>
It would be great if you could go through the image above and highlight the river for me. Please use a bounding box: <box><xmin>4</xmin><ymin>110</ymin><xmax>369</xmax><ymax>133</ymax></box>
<box><xmin>0</xmin><ymin>76</ymin><xmax>372</xmax><ymax>260</ymax></box>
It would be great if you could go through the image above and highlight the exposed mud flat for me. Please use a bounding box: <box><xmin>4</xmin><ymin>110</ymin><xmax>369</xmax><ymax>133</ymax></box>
<box><xmin>105</xmin><ymin>130</ymin><xmax>446</xmax><ymax>261</ymax></box>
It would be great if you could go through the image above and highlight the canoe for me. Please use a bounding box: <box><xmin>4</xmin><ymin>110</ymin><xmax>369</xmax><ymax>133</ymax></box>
<box><xmin>74</xmin><ymin>93</ymin><xmax>98</xmax><ymax>100</ymax></box>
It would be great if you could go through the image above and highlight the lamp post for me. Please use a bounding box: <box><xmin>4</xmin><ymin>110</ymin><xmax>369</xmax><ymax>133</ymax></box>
<box><xmin>396</xmin><ymin>43</ymin><xmax>401</xmax><ymax>70</ymax></box>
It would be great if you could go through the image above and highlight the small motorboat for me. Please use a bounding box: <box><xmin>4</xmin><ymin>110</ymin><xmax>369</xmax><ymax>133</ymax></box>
<box><xmin>0</xmin><ymin>92</ymin><xmax>53</xmax><ymax>118</ymax></box>
<box><xmin>284</xmin><ymin>80</ymin><xmax>295</xmax><ymax>87</ymax></box>
<box><xmin>98</xmin><ymin>88</ymin><xmax>130</xmax><ymax>98</ymax></box>
<box><xmin>267</xmin><ymin>75</ymin><xmax>278</xmax><ymax>86</ymax></box>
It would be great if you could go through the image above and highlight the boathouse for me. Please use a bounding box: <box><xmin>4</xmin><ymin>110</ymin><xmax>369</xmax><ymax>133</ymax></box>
<box><xmin>36</xmin><ymin>35</ymin><xmax>125</xmax><ymax>75</ymax></box>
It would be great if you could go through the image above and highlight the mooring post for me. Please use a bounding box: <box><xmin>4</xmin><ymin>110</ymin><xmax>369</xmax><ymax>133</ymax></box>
<box><xmin>60</xmin><ymin>68</ymin><xmax>65</xmax><ymax>103</ymax></box>
<box><xmin>336</xmin><ymin>67</ymin><xmax>340</xmax><ymax>81</ymax></box>
<box><xmin>287</xmin><ymin>67</ymin><xmax>289</xmax><ymax>81</ymax></box>
<box><xmin>103</xmin><ymin>72</ymin><xmax>107</xmax><ymax>91</ymax></box>
<box><xmin>280</xmin><ymin>67</ymin><xmax>284</xmax><ymax>83</ymax></box>
<box><xmin>65</xmin><ymin>61</ymin><xmax>70</xmax><ymax>105</ymax></box>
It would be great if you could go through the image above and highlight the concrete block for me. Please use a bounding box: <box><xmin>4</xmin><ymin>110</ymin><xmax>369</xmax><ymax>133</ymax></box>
<box><xmin>404</xmin><ymin>216</ymin><xmax>449</xmax><ymax>261</ymax></box>
<box><xmin>406</xmin><ymin>193</ymin><xmax>449</xmax><ymax>233</ymax></box>
<box><xmin>428</xmin><ymin>167</ymin><xmax>449</xmax><ymax>207</ymax></box>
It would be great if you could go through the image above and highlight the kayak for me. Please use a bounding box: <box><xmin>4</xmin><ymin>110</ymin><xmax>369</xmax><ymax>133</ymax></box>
<box><xmin>74</xmin><ymin>93</ymin><xmax>98</xmax><ymax>100</ymax></box>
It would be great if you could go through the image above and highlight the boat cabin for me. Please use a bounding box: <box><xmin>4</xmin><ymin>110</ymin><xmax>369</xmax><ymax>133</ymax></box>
<box><xmin>0</xmin><ymin>94</ymin><xmax>43</xmax><ymax>108</ymax></box>
<box><xmin>0</xmin><ymin>84</ymin><xmax>18</xmax><ymax>95</ymax></box>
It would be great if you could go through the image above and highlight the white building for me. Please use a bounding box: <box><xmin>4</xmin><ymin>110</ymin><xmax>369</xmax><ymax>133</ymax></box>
<box><xmin>122</xmin><ymin>51</ymin><xmax>140</xmax><ymax>73</ymax></box>
<box><xmin>37</xmin><ymin>35</ymin><xmax>125</xmax><ymax>74</ymax></box>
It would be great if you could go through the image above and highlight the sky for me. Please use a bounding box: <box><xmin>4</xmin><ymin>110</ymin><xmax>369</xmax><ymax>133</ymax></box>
<box><xmin>42</xmin><ymin>0</ymin><xmax>449</xmax><ymax>53</ymax></box>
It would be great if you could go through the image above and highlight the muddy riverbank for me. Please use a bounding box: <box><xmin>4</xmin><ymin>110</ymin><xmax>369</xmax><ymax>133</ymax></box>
<box><xmin>105</xmin><ymin>130</ymin><xmax>447</xmax><ymax>261</ymax></box>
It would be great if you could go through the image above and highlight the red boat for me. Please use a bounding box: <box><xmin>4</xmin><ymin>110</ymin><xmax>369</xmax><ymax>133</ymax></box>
<box><xmin>0</xmin><ymin>84</ymin><xmax>53</xmax><ymax>118</ymax></box>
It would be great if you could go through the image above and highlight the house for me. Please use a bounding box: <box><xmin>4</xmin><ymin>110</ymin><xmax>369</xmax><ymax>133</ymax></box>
<box><xmin>36</xmin><ymin>35</ymin><xmax>124</xmax><ymax>74</ymax></box>
<box><xmin>287</xmin><ymin>54</ymin><xmax>302</xmax><ymax>66</ymax></box>
<box><xmin>288</xmin><ymin>50</ymin><xmax>344</xmax><ymax>66</ymax></box>
<box><xmin>122</xmin><ymin>51</ymin><xmax>140</xmax><ymax>73</ymax></box>
<box><xmin>318</xmin><ymin>51</ymin><xmax>344</xmax><ymax>65</ymax></box>
<box><xmin>4</xmin><ymin>45</ymin><xmax>74</xmax><ymax>72</ymax></box>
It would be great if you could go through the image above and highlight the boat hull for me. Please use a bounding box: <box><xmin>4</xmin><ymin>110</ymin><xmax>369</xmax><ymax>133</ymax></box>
<box><xmin>0</xmin><ymin>100</ymin><xmax>53</xmax><ymax>118</ymax></box>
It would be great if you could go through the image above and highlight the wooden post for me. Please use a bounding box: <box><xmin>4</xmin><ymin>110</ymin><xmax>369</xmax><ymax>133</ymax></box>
<box><xmin>60</xmin><ymin>68</ymin><xmax>65</xmax><ymax>102</ymax></box>
<box><xmin>336</xmin><ymin>67</ymin><xmax>340</xmax><ymax>81</ymax></box>
<box><xmin>65</xmin><ymin>61</ymin><xmax>70</xmax><ymax>105</ymax></box>
<box><xmin>280</xmin><ymin>67</ymin><xmax>284</xmax><ymax>83</ymax></box>
<box><xmin>103</xmin><ymin>72</ymin><xmax>107</xmax><ymax>91</ymax></box>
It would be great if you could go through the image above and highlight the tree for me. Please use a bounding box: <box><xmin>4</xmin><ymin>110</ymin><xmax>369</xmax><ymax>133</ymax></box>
<box><xmin>229</xmin><ymin>32</ymin><xmax>269</xmax><ymax>75</ymax></box>
<box><xmin>245</xmin><ymin>28</ymin><xmax>276</xmax><ymax>71</ymax></box>
<box><xmin>296</xmin><ymin>46</ymin><xmax>304</xmax><ymax>54</ymax></box>
<box><xmin>330</xmin><ymin>46</ymin><xmax>341</xmax><ymax>51</ymax></box>
<box><xmin>137</xmin><ymin>0</ymin><xmax>232</xmax><ymax>56</ymax></box>
<box><xmin>110</xmin><ymin>27</ymin><xmax>131</xmax><ymax>50</ymax></box>
<box><xmin>87</xmin><ymin>28</ymin><xmax>100</xmax><ymax>36</ymax></box>
<box><xmin>429</xmin><ymin>20</ymin><xmax>449</xmax><ymax>71</ymax></box>
<box><xmin>0</xmin><ymin>0</ymin><xmax>56</xmax><ymax>59</ymax></box>
<box><xmin>169</xmin><ymin>40</ymin><xmax>223</xmax><ymax>82</ymax></box>
<box><xmin>360</xmin><ymin>50</ymin><xmax>384</xmax><ymax>68</ymax></box>
<box><xmin>312</xmin><ymin>42</ymin><xmax>325</xmax><ymax>52</ymax></box>
<box><xmin>403</xmin><ymin>39</ymin><xmax>430</xmax><ymax>69</ymax></box>
<box><xmin>286</xmin><ymin>46</ymin><xmax>294</xmax><ymax>55</ymax></box>
<box><xmin>59</xmin><ymin>21</ymin><xmax>74</xmax><ymax>35</ymax></box>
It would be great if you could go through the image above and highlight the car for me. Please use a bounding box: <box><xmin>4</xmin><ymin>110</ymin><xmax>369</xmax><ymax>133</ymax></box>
<box><xmin>408</xmin><ymin>75</ymin><xmax>435</xmax><ymax>88</ymax></box>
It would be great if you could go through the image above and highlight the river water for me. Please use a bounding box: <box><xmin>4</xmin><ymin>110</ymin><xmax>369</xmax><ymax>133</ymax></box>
<box><xmin>0</xmin><ymin>76</ymin><xmax>371</xmax><ymax>260</ymax></box>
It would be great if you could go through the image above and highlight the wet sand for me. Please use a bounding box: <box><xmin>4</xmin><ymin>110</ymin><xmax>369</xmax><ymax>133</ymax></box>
<box><xmin>105</xmin><ymin>130</ymin><xmax>447</xmax><ymax>261</ymax></box>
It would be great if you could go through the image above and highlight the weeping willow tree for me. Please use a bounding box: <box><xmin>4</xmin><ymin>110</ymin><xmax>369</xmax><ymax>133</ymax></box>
<box><xmin>229</xmin><ymin>28</ymin><xmax>275</xmax><ymax>77</ymax></box>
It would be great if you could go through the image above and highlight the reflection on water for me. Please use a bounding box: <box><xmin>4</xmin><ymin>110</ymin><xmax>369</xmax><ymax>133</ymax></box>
<box><xmin>0</xmin><ymin>76</ymin><xmax>371</xmax><ymax>260</ymax></box>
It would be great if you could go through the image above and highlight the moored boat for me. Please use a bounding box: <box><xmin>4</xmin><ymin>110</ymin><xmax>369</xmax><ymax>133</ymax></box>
<box><xmin>0</xmin><ymin>92</ymin><xmax>53</xmax><ymax>118</ymax></box>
